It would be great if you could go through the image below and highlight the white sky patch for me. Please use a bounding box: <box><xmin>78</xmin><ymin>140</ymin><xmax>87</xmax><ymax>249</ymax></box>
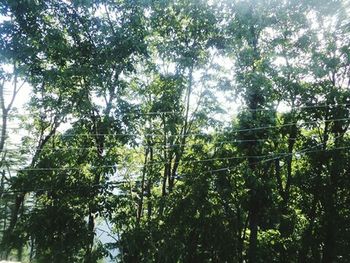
<box><xmin>273</xmin><ymin>56</ymin><xmax>287</xmax><ymax>67</ymax></box>
<box><xmin>277</xmin><ymin>102</ymin><xmax>292</xmax><ymax>113</ymax></box>
<box><xmin>0</xmin><ymin>14</ymin><xmax>10</xmax><ymax>22</ymax></box>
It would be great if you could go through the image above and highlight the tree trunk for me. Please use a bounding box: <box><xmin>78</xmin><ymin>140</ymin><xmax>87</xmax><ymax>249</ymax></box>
<box><xmin>137</xmin><ymin>149</ymin><xmax>149</xmax><ymax>224</ymax></box>
<box><xmin>247</xmin><ymin>189</ymin><xmax>259</xmax><ymax>263</ymax></box>
<box><xmin>298</xmin><ymin>196</ymin><xmax>318</xmax><ymax>263</ymax></box>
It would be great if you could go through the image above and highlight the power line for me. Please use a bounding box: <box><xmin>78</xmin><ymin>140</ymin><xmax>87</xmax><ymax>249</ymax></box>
<box><xmin>3</xmin><ymin>125</ymin><xmax>349</xmax><ymax>152</ymax></box>
<box><xmin>209</xmin><ymin>145</ymin><xmax>350</xmax><ymax>173</ymax></box>
<box><xmin>1</xmin><ymin>102</ymin><xmax>350</xmax><ymax>119</ymax></box>
<box><xmin>1</xmin><ymin>116</ymin><xmax>349</xmax><ymax>138</ymax></box>
<box><xmin>0</xmin><ymin>137</ymin><xmax>299</xmax><ymax>152</ymax></box>
<box><xmin>0</xmin><ymin>151</ymin><xmax>324</xmax><ymax>171</ymax></box>
<box><xmin>209</xmin><ymin>136</ymin><xmax>348</xmax><ymax>173</ymax></box>
<box><xmin>0</xmin><ymin>133</ymin><xmax>347</xmax><ymax>192</ymax></box>
<box><xmin>0</xmin><ymin>110</ymin><xmax>182</xmax><ymax>118</ymax></box>
<box><xmin>1</xmin><ymin>143</ymin><xmax>349</xmax><ymax>195</ymax></box>
<box><xmin>3</xmin><ymin>140</ymin><xmax>348</xmax><ymax>172</ymax></box>
<box><xmin>0</xmin><ymin>181</ymin><xmax>126</xmax><ymax>196</ymax></box>
<box><xmin>239</xmin><ymin>103</ymin><xmax>350</xmax><ymax>112</ymax></box>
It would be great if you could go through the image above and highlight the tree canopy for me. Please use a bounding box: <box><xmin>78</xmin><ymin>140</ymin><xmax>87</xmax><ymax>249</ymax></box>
<box><xmin>0</xmin><ymin>0</ymin><xmax>349</xmax><ymax>262</ymax></box>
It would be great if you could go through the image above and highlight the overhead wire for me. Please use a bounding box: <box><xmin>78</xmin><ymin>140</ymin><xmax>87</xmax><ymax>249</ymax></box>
<box><xmin>1</xmin><ymin>102</ymin><xmax>349</xmax><ymax>119</ymax></box>
<box><xmin>0</xmin><ymin>106</ymin><xmax>349</xmax><ymax>194</ymax></box>
<box><xmin>209</xmin><ymin>134</ymin><xmax>349</xmax><ymax>173</ymax></box>
<box><xmin>0</xmin><ymin>117</ymin><xmax>348</xmax><ymax>172</ymax></box>
<box><xmin>1</xmin><ymin>141</ymin><xmax>349</xmax><ymax>196</ymax></box>
<box><xmin>2</xmin><ymin>133</ymin><xmax>348</xmax><ymax>172</ymax></box>
<box><xmin>1</xmin><ymin>116</ymin><xmax>350</xmax><ymax>139</ymax></box>
<box><xmin>0</xmin><ymin>137</ymin><xmax>298</xmax><ymax>152</ymax></box>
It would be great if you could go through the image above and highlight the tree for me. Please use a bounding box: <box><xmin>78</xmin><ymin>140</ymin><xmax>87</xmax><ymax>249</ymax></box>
<box><xmin>0</xmin><ymin>0</ymin><xmax>349</xmax><ymax>262</ymax></box>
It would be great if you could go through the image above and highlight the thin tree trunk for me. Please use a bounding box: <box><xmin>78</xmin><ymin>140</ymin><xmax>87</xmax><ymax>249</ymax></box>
<box><xmin>147</xmin><ymin>138</ymin><xmax>154</xmax><ymax>220</ymax></box>
<box><xmin>137</xmin><ymin>148</ymin><xmax>149</xmax><ymax>224</ymax></box>
<box><xmin>85</xmin><ymin>212</ymin><xmax>95</xmax><ymax>262</ymax></box>
<box><xmin>247</xmin><ymin>190</ymin><xmax>258</xmax><ymax>263</ymax></box>
<box><xmin>161</xmin><ymin>115</ymin><xmax>170</xmax><ymax>198</ymax></box>
<box><xmin>169</xmin><ymin>67</ymin><xmax>193</xmax><ymax>192</ymax></box>
<box><xmin>322</xmin><ymin>135</ymin><xmax>343</xmax><ymax>263</ymax></box>
<box><xmin>298</xmin><ymin>196</ymin><xmax>318</xmax><ymax>263</ymax></box>
<box><xmin>322</xmin><ymin>192</ymin><xmax>336</xmax><ymax>263</ymax></box>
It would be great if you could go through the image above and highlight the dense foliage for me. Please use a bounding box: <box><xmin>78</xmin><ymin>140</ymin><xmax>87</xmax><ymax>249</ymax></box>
<box><xmin>0</xmin><ymin>0</ymin><xmax>349</xmax><ymax>262</ymax></box>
